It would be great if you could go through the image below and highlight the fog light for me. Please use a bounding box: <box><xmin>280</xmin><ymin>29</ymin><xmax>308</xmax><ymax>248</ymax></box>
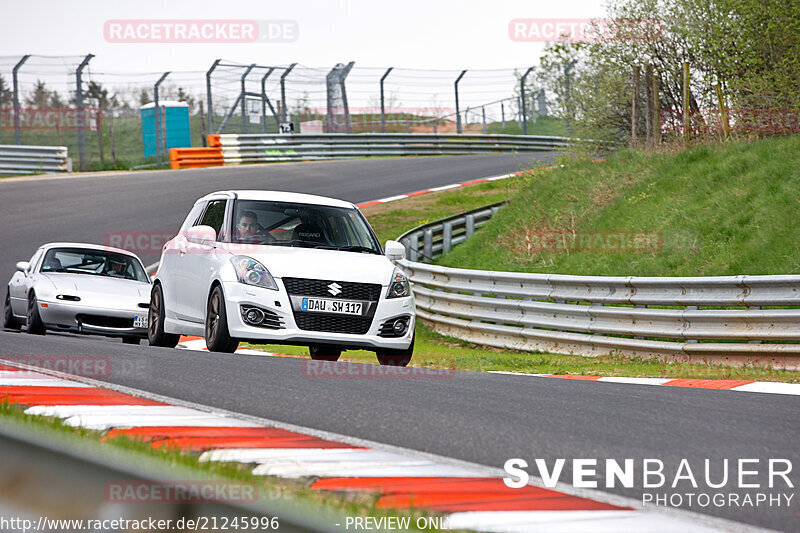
<box><xmin>245</xmin><ymin>308</ymin><xmax>264</xmax><ymax>324</ymax></box>
<box><xmin>392</xmin><ymin>318</ymin><xmax>407</xmax><ymax>335</ymax></box>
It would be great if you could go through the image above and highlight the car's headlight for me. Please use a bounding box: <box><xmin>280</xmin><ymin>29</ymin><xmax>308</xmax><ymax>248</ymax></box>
<box><xmin>230</xmin><ymin>256</ymin><xmax>278</xmax><ymax>290</ymax></box>
<box><xmin>387</xmin><ymin>267</ymin><xmax>410</xmax><ymax>299</ymax></box>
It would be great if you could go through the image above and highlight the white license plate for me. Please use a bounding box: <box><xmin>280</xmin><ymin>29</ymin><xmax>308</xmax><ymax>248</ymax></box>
<box><xmin>133</xmin><ymin>315</ymin><xmax>148</xmax><ymax>328</ymax></box>
<box><xmin>301</xmin><ymin>298</ymin><xmax>363</xmax><ymax>315</ymax></box>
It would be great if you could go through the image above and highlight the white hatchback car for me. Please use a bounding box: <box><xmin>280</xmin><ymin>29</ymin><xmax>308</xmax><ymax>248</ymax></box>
<box><xmin>149</xmin><ymin>190</ymin><xmax>415</xmax><ymax>365</ymax></box>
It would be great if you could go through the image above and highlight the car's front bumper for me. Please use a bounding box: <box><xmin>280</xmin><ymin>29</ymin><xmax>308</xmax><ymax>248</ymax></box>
<box><xmin>221</xmin><ymin>281</ymin><xmax>415</xmax><ymax>350</ymax></box>
<box><xmin>37</xmin><ymin>299</ymin><xmax>149</xmax><ymax>338</ymax></box>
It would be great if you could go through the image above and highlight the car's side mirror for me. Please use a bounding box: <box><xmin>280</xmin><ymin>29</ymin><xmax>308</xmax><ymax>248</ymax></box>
<box><xmin>16</xmin><ymin>261</ymin><xmax>31</xmax><ymax>274</ymax></box>
<box><xmin>187</xmin><ymin>225</ymin><xmax>217</xmax><ymax>246</ymax></box>
<box><xmin>384</xmin><ymin>240</ymin><xmax>406</xmax><ymax>261</ymax></box>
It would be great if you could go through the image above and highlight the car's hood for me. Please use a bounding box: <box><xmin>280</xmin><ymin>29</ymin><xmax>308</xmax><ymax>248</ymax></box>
<box><xmin>40</xmin><ymin>273</ymin><xmax>151</xmax><ymax>300</ymax></box>
<box><xmin>231</xmin><ymin>246</ymin><xmax>396</xmax><ymax>285</ymax></box>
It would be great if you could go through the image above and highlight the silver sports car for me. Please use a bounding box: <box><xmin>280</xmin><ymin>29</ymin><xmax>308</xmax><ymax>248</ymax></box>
<box><xmin>4</xmin><ymin>243</ymin><xmax>152</xmax><ymax>344</ymax></box>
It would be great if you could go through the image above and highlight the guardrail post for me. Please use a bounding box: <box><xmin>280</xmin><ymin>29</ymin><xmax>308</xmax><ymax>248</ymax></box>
<box><xmin>423</xmin><ymin>229</ymin><xmax>433</xmax><ymax>261</ymax></box>
<box><xmin>465</xmin><ymin>214</ymin><xmax>475</xmax><ymax>238</ymax></box>
<box><xmin>520</xmin><ymin>67</ymin><xmax>534</xmax><ymax>135</ymax></box>
<box><xmin>75</xmin><ymin>54</ymin><xmax>94</xmax><ymax>171</ymax></box>
<box><xmin>442</xmin><ymin>222</ymin><xmax>453</xmax><ymax>254</ymax></box>
<box><xmin>409</xmin><ymin>234</ymin><xmax>419</xmax><ymax>262</ymax></box>
<box><xmin>280</xmin><ymin>63</ymin><xmax>297</xmax><ymax>124</ymax></box>
<box><xmin>153</xmin><ymin>71</ymin><xmax>170</xmax><ymax>167</ymax></box>
<box><xmin>454</xmin><ymin>70</ymin><xmax>467</xmax><ymax>134</ymax></box>
<box><xmin>206</xmin><ymin>59</ymin><xmax>221</xmax><ymax>134</ymax></box>
<box><xmin>240</xmin><ymin>64</ymin><xmax>256</xmax><ymax>134</ymax></box>
<box><xmin>380</xmin><ymin>67</ymin><xmax>393</xmax><ymax>133</ymax></box>
<box><xmin>12</xmin><ymin>55</ymin><xmax>31</xmax><ymax>145</ymax></box>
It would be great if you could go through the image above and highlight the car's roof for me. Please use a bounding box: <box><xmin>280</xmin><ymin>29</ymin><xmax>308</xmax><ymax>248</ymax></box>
<box><xmin>197</xmin><ymin>190</ymin><xmax>356</xmax><ymax>209</ymax></box>
<box><xmin>38</xmin><ymin>242</ymin><xmax>142</xmax><ymax>259</ymax></box>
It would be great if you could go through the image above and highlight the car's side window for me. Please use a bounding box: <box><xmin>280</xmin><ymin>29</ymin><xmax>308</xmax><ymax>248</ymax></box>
<box><xmin>196</xmin><ymin>200</ymin><xmax>227</xmax><ymax>240</ymax></box>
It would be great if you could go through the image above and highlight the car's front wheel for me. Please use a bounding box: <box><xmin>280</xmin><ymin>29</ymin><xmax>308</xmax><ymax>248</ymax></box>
<box><xmin>148</xmin><ymin>284</ymin><xmax>180</xmax><ymax>348</ymax></box>
<box><xmin>26</xmin><ymin>292</ymin><xmax>46</xmax><ymax>335</ymax></box>
<box><xmin>3</xmin><ymin>290</ymin><xmax>21</xmax><ymax>330</ymax></box>
<box><xmin>205</xmin><ymin>285</ymin><xmax>239</xmax><ymax>353</ymax></box>
<box><xmin>376</xmin><ymin>335</ymin><xmax>414</xmax><ymax>367</ymax></box>
<box><xmin>308</xmin><ymin>344</ymin><xmax>342</xmax><ymax>362</ymax></box>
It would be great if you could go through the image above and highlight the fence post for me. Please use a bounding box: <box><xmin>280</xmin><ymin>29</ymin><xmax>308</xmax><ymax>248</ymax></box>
<box><xmin>206</xmin><ymin>59</ymin><xmax>220</xmax><ymax>134</ymax></box>
<box><xmin>465</xmin><ymin>214</ymin><xmax>475</xmax><ymax>238</ymax></box>
<box><xmin>280</xmin><ymin>63</ymin><xmax>297</xmax><ymax>124</ymax></box>
<box><xmin>520</xmin><ymin>67</ymin><xmax>534</xmax><ymax>135</ymax></box>
<box><xmin>537</xmin><ymin>89</ymin><xmax>547</xmax><ymax>117</ymax></box>
<box><xmin>631</xmin><ymin>65</ymin><xmax>640</xmax><ymax>146</ymax></box>
<box><xmin>501</xmin><ymin>102</ymin><xmax>505</xmax><ymax>129</ymax></box>
<box><xmin>380</xmin><ymin>67</ymin><xmax>393</xmax><ymax>133</ymax></box>
<box><xmin>482</xmin><ymin>106</ymin><xmax>486</xmax><ymax>134</ymax></box>
<box><xmin>682</xmin><ymin>61</ymin><xmax>691</xmax><ymax>143</ymax></box>
<box><xmin>442</xmin><ymin>222</ymin><xmax>453</xmax><ymax>254</ymax></box>
<box><xmin>260</xmin><ymin>67</ymin><xmax>276</xmax><ymax>133</ymax></box>
<box><xmin>644</xmin><ymin>64</ymin><xmax>653</xmax><ymax>147</ymax></box>
<box><xmin>564</xmin><ymin>59</ymin><xmax>577</xmax><ymax>135</ymax></box>
<box><xmin>408</xmin><ymin>234</ymin><xmax>419</xmax><ymax>262</ymax></box>
<box><xmin>652</xmin><ymin>75</ymin><xmax>661</xmax><ymax>145</ymax></box>
<box><xmin>454</xmin><ymin>70</ymin><xmax>467</xmax><ymax>134</ymax></box>
<box><xmin>715</xmin><ymin>83</ymin><xmax>729</xmax><ymax>140</ymax></box>
<box><xmin>153</xmin><ymin>71</ymin><xmax>170</xmax><ymax>167</ymax></box>
<box><xmin>239</xmin><ymin>64</ymin><xmax>255</xmax><ymax>134</ymax></box>
<box><xmin>12</xmin><ymin>55</ymin><xmax>31</xmax><ymax>145</ymax></box>
<box><xmin>423</xmin><ymin>228</ymin><xmax>433</xmax><ymax>261</ymax></box>
<box><xmin>75</xmin><ymin>54</ymin><xmax>94</xmax><ymax>171</ymax></box>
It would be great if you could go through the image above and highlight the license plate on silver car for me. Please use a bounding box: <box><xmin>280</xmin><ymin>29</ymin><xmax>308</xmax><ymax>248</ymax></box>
<box><xmin>301</xmin><ymin>298</ymin><xmax>363</xmax><ymax>315</ymax></box>
<box><xmin>133</xmin><ymin>315</ymin><xmax>148</xmax><ymax>328</ymax></box>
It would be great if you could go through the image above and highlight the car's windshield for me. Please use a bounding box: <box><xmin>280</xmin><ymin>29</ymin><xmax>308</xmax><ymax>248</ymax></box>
<box><xmin>40</xmin><ymin>248</ymin><xmax>148</xmax><ymax>282</ymax></box>
<box><xmin>231</xmin><ymin>200</ymin><xmax>381</xmax><ymax>254</ymax></box>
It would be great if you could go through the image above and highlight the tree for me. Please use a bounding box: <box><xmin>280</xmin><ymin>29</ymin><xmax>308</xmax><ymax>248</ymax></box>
<box><xmin>0</xmin><ymin>75</ymin><xmax>11</xmax><ymax>108</ymax></box>
<box><xmin>175</xmin><ymin>87</ymin><xmax>196</xmax><ymax>114</ymax></box>
<box><xmin>25</xmin><ymin>79</ymin><xmax>50</xmax><ymax>108</ymax></box>
<box><xmin>138</xmin><ymin>88</ymin><xmax>151</xmax><ymax>106</ymax></box>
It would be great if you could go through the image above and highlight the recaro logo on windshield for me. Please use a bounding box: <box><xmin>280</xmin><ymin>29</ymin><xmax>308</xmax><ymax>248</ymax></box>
<box><xmin>327</xmin><ymin>282</ymin><xmax>342</xmax><ymax>296</ymax></box>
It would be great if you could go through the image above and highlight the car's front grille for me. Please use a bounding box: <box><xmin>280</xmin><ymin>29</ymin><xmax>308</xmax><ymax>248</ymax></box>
<box><xmin>294</xmin><ymin>313</ymin><xmax>373</xmax><ymax>335</ymax></box>
<box><xmin>77</xmin><ymin>314</ymin><xmax>133</xmax><ymax>329</ymax></box>
<box><xmin>282</xmin><ymin>277</ymin><xmax>382</xmax><ymax>301</ymax></box>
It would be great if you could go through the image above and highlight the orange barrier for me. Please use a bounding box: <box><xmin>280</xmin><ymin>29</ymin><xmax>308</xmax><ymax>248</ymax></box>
<box><xmin>207</xmin><ymin>134</ymin><xmax>222</xmax><ymax>147</ymax></box>
<box><xmin>168</xmin><ymin>147</ymin><xmax>224</xmax><ymax>169</ymax></box>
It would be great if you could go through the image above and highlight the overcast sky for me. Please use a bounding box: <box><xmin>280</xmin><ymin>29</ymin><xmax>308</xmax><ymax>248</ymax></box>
<box><xmin>2</xmin><ymin>0</ymin><xmax>606</xmax><ymax>72</ymax></box>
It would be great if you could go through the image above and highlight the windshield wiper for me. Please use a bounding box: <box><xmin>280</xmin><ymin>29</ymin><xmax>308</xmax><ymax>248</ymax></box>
<box><xmin>320</xmin><ymin>245</ymin><xmax>381</xmax><ymax>255</ymax></box>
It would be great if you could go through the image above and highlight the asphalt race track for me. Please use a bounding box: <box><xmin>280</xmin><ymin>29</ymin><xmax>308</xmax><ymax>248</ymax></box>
<box><xmin>1</xmin><ymin>155</ymin><xmax>798</xmax><ymax>532</ymax></box>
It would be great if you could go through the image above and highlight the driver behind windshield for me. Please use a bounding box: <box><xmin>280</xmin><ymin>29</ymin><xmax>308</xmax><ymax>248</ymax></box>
<box><xmin>235</xmin><ymin>210</ymin><xmax>262</xmax><ymax>242</ymax></box>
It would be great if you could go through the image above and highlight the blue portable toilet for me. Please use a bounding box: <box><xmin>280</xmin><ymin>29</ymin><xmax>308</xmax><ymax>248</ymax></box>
<box><xmin>140</xmin><ymin>101</ymin><xmax>191</xmax><ymax>158</ymax></box>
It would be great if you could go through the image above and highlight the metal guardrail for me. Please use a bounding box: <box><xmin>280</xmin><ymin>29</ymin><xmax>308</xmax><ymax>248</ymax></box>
<box><xmin>0</xmin><ymin>413</ymin><xmax>345</xmax><ymax>532</ymax></box>
<box><xmin>0</xmin><ymin>144</ymin><xmax>72</xmax><ymax>176</ymax></box>
<box><xmin>209</xmin><ymin>133</ymin><xmax>572</xmax><ymax>163</ymax></box>
<box><xmin>397</xmin><ymin>202</ymin><xmax>505</xmax><ymax>262</ymax></box>
<box><xmin>396</xmin><ymin>207</ymin><xmax>800</xmax><ymax>365</ymax></box>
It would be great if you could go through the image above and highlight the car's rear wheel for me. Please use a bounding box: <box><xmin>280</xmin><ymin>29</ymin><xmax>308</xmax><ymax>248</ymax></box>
<box><xmin>205</xmin><ymin>285</ymin><xmax>239</xmax><ymax>353</ymax></box>
<box><xmin>376</xmin><ymin>335</ymin><xmax>414</xmax><ymax>367</ymax></box>
<box><xmin>4</xmin><ymin>290</ymin><xmax>21</xmax><ymax>330</ymax></box>
<box><xmin>122</xmin><ymin>336</ymin><xmax>141</xmax><ymax>345</ymax></box>
<box><xmin>308</xmin><ymin>344</ymin><xmax>342</xmax><ymax>362</ymax></box>
<box><xmin>148</xmin><ymin>284</ymin><xmax>180</xmax><ymax>348</ymax></box>
<box><xmin>26</xmin><ymin>292</ymin><xmax>46</xmax><ymax>335</ymax></box>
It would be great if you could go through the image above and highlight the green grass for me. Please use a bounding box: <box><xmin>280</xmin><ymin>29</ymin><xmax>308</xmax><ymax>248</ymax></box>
<box><xmin>248</xmin><ymin>323</ymin><xmax>800</xmax><ymax>382</ymax></box>
<box><xmin>441</xmin><ymin>137</ymin><xmax>800</xmax><ymax>276</ymax></box>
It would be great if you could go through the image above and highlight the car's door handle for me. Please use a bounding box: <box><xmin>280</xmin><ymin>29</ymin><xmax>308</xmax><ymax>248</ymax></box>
<box><xmin>179</xmin><ymin>247</ymin><xmax>187</xmax><ymax>255</ymax></box>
